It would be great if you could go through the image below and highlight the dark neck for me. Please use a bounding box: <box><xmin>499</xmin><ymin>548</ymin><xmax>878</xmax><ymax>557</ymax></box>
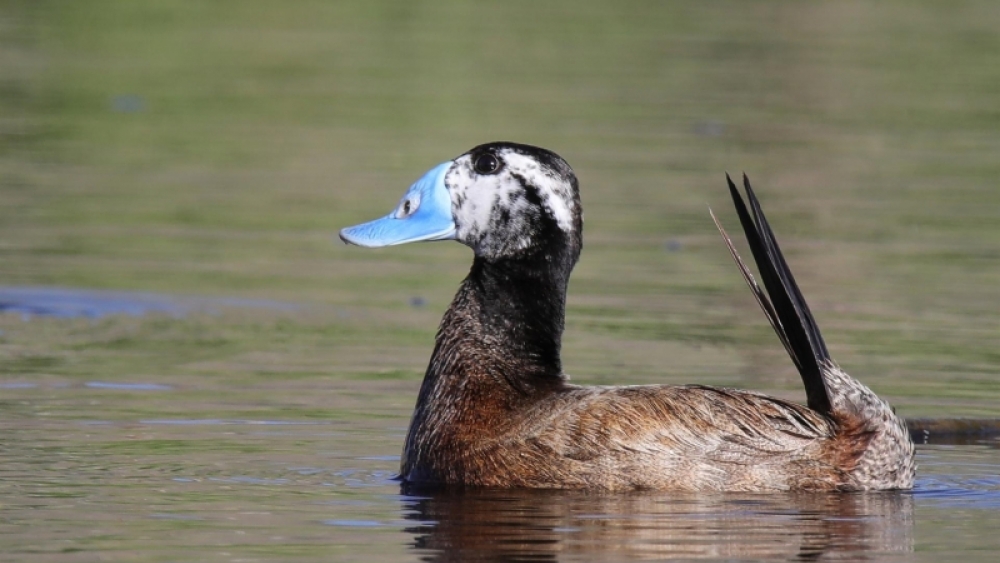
<box><xmin>419</xmin><ymin>245</ymin><xmax>576</xmax><ymax>408</ymax></box>
<box><xmin>401</xmin><ymin>235</ymin><xmax>580</xmax><ymax>481</ymax></box>
<box><xmin>465</xmin><ymin>254</ymin><xmax>569</xmax><ymax>384</ymax></box>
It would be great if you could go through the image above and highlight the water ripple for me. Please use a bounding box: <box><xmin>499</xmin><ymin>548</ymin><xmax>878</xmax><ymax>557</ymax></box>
<box><xmin>0</xmin><ymin>286</ymin><xmax>299</xmax><ymax>319</ymax></box>
<box><xmin>85</xmin><ymin>381</ymin><xmax>173</xmax><ymax>391</ymax></box>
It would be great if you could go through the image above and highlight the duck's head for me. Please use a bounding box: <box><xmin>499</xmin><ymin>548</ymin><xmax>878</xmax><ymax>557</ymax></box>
<box><xmin>340</xmin><ymin>142</ymin><xmax>582</xmax><ymax>264</ymax></box>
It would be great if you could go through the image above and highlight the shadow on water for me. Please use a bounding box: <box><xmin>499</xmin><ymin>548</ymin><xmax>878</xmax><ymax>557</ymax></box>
<box><xmin>400</xmin><ymin>487</ymin><xmax>913</xmax><ymax>561</ymax></box>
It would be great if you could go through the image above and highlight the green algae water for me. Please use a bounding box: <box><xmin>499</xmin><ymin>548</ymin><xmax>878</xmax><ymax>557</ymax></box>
<box><xmin>3</xmin><ymin>375</ymin><xmax>1000</xmax><ymax>561</ymax></box>
<box><xmin>2</xmin><ymin>0</ymin><xmax>1000</xmax><ymax>560</ymax></box>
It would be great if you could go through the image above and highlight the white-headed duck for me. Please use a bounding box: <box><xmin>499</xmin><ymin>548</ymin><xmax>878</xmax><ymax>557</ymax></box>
<box><xmin>340</xmin><ymin>142</ymin><xmax>915</xmax><ymax>491</ymax></box>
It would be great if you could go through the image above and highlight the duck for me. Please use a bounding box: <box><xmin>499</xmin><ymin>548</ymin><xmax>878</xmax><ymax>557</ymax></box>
<box><xmin>339</xmin><ymin>142</ymin><xmax>916</xmax><ymax>492</ymax></box>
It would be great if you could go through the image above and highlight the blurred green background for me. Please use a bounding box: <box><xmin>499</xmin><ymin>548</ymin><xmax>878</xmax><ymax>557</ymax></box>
<box><xmin>3</xmin><ymin>0</ymin><xmax>1000</xmax><ymax>416</ymax></box>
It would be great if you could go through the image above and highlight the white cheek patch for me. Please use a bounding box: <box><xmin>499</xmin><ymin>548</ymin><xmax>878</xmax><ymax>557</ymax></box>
<box><xmin>462</xmin><ymin>178</ymin><xmax>533</xmax><ymax>250</ymax></box>
<box><xmin>487</xmin><ymin>177</ymin><xmax>538</xmax><ymax>252</ymax></box>
<box><xmin>444</xmin><ymin>148</ymin><xmax>578</xmax><ymax>256</ymax></box>
<box><xmin>500</xmin><ymin>151</ymin><xmax>577</xmax><ymax>234</ymax></box>
<box><xmin>445</xmin><ymin>160</ymin><xmax>493</xmax><ymax>241</ymax></box>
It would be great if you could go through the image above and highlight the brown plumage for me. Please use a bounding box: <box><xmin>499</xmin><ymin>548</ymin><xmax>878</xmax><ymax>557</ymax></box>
<box><xmin>341</xmin><ymin>142</ymin><xmax>916</xmax><ymax>491</ymax></box>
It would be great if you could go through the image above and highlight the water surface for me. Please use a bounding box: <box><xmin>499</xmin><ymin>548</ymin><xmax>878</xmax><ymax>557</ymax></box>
<box><xmin>3</xmin><ymin>376</ymin><xmax>999</xmax><ymax>561</ymax></box>
<box><xmin>3</xmin><ymin>0</ymin><xmax>1000</xmax><ymax>561</ymax></box>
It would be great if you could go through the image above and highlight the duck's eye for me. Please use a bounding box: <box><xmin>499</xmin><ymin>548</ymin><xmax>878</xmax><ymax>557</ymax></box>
<box><xmin>473</xmin><ymin>153</ymin><xmax>501</xmax><ymax>175</ymax></box>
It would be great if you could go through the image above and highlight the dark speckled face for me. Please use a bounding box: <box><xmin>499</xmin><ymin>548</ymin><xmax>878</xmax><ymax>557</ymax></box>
<box><xmin>446</xmin><ymin>142</ymin><xmax>582</xmax><ymax>260</ymax></box>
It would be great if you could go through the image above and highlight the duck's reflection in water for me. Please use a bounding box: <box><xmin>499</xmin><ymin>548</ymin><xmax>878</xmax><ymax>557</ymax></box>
<box><xmin>401</xmin><ymin>486</ymin><xmax>913</xmax><ymax>561</ymax></box>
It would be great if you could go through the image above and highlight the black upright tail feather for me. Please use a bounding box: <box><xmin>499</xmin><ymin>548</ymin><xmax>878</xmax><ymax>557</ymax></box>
<box><xmin>739</xmin><ymin>175</ymin><xmax>831</xmax><ymax>361</ymax></box>
<box><xmin>715</xmin><ymin>174</ymin><xmax>833</xmax><ymax>415</ymax></box>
